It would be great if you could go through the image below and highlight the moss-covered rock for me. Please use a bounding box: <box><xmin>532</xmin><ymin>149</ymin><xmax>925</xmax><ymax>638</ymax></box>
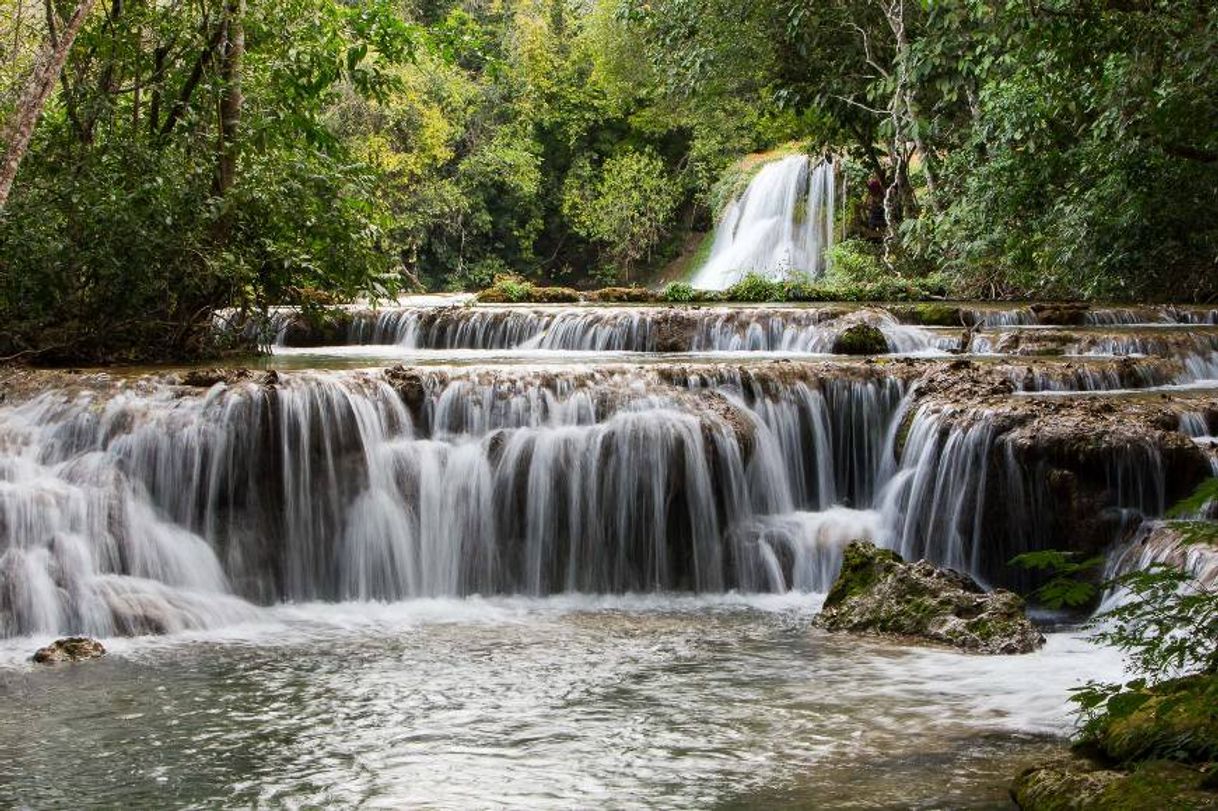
<box><xmin>816</xmin><ymin>541</ymin><xmax>1045</xmax><ymax>654</ymax></box>
<box><xmin>585</xmin><ymin>287</ymin><xmax>657</xmax><ymax>303</ymax></box>
<box><xmin>279</xmin><ymin>310</ymin><xmax>355</xmax><ymax>346</ymax></box>
<box><xmin>1012</xmin><ymin>756</ymin><xmax>1217</xmax><ymax>810</ymax></box>
<box><xmin>832</xmin><ymin>323</ymin><xmax>889</xmax><ymax>355</ymax></box>
<box><xmin>1013</xmin><ymin>676</ymin><xmax>1218</xmax><ymax>809</ymax></box>
<box><xmin>902</xmin><ymin>302</ymin><xmax>965</xmax><ymax>327</ymax></box>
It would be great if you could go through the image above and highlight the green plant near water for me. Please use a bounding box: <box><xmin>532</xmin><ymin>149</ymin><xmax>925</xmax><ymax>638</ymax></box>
<box><xmin>824</xmin><ymin>239</ymin><xmax>886</xmax><ymax>286</ymax></box>
<box><xmin>724</xmin><ymin>273</ymin><xmax>785</xmax><ymax>302</ymax></box>
<box><xmin>661</xmin><ymin>282</ymin><xmax>697</xmax><ymax>303</ymax></box>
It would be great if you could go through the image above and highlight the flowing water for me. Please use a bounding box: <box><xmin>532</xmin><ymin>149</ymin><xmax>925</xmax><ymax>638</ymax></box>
<box><xmin>691</xmin><ymin>156</ymin><xmax>837</xmax><ymax>290</ymax></box>
<box><xmin>0</xmin><ymin>595</ymin><xmax>1123</xmax><ymax>809</ymax></box>
<box><xmin>3</xmin><ymin>299</ymin><xmax>1217</xmax><ymax>808</ymax></box>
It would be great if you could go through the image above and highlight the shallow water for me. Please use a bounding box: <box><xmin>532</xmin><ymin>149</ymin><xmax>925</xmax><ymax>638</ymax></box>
<box><xmin>0</xmin><ymin>594</ymin><xmax>1123</xmax><ymax>809</ymax></box>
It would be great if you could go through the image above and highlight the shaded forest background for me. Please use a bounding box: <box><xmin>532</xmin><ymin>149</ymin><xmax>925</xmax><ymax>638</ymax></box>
<box><xmin>0</xmin><ymin>0</ymin><xmax>1215</xmax><ymax>361</ymax></box>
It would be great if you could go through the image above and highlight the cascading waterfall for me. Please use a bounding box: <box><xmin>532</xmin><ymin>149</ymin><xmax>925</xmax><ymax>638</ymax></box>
<box><xmin>691</xmin><ymin>155</ymin><xmax>837</xmax><ymax>290</ymax></box>
<box><xmin>2</xmin><ymin>360</ymin><xmax>1196</xmax><ymax>638</ymax></box>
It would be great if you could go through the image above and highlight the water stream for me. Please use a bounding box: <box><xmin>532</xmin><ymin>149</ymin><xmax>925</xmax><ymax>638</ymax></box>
<box><xmin>3</xmin><ymin>299</ymin><xmax>1216</xmax><ymax>807</ymax></box>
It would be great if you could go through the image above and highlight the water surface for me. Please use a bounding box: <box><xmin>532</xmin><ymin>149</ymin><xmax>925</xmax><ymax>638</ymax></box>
<box><xmin>0</xmin><ymin>594</ymin><xmax>1122</xmax><ymax>809</ymax></box>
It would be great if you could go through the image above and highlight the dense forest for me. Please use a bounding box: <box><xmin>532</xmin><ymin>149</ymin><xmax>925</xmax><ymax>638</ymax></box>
<box><xmin>0</xmin><ymin>0</ymin><xmax>1216</xmax><ymax>361</ymax></box>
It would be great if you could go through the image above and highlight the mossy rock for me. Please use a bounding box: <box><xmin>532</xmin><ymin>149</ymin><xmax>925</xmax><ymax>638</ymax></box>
<box><xmin>586</xmin><ymin>287</ymin><xmax>657</xmax><ymax>303</ymax></box>
<box><xmin>832</xmin><ymin>323</ymin><xmax>889</xmax><ymax>355</ymax></box>
<box><xmin>1012</xmin><ymin>756</ymin><xmax>1217</xmax><ymax>810</ymax></box>
<box><xmin>528</xmin><ymin>286</ymin><xmax>582</xmax><ymax>303</ymax></box>
<box><xmin>817</xmin><ymin>541</ymin><xmax>1044</xmax><ymax>654</ymax></box>
<box><xmin>824</xmin><ymin>541</ymin><xmax>904</xmax><ymax>609</ymax></box>
<box><xmin>279</xmin><ymin>310</ymin><xmax>354</xmax><ymax>346</ymax></box>
<box><xmin>903</xmin><ymin>303</ymin><xmax>964</xmax><ymax>327</ymax></box>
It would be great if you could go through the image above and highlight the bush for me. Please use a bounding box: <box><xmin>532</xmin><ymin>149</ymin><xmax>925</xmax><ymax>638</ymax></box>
<box><xmin>724</xmin><ymin>273</ymin><xmax>785</xmax><ymax>302</ymax></box>
<box><xmin>825</xmin><ymin>239</ymin><xmax>886</xmax><ymax>285</ymax></box>
<box><xmin>661</xmin><ymin>282</ymin><xmax>697</xmax><ymax>302</ymax></box>
<box><xmin>477</xmin><ymin>274</ymin><xmax>535</xmax><ymax>303</ymax></box>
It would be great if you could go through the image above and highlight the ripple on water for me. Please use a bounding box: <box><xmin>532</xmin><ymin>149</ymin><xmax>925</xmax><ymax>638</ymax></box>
<box><xmin>0</xmin><ymin>594</ymin><xmax>1125</xmax><ymax>809</ymax></box>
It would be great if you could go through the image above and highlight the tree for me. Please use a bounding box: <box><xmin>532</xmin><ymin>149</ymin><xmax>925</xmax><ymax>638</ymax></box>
<box><xmin>563</xmin><ymin>148</ymin><xmax>680</xmax><ymax>281</ymax></box>
<box><xmin>0</xmin><ymin>0</ymin><xmax>97</xmax><ymax>209</ymax></box>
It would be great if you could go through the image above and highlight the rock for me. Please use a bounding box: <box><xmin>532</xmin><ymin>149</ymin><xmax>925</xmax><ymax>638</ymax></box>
<box><xmin>178</xmin><ymin>367</ymin><xmax>253</xmax><ymax>388</ymax></box>
<box><xmin>32</xmin><ymin>637</ymin><xmax>106</xmax><ymax>664</ymax></box>
<box><xmin>1031</xmin><ymin>302</ymin><xmax>1090</xmax><ymax>326</ymax></box>
<box><xmin>585</xmin><ymin>286</ymin><xmax>658</xmax><ymax>303</ymax></box>
<box><xmin>1012</xmin><ymin>756</ymin><xmax>1217</xmax><ymax>810</ymax></box>
<box><xmin>1012</xmin><ymin>675</ymin><xmax>1218</xmax><ymax>809</ymax></box>
<box><xmin>816</xmin><ymin>541</ymin><xmax>1045</xmax><ymax>654</ymax></box>
<box><xmin>278</xmin><ymin>311</ymin><xmax>354</xmax><ymax>347</ymax></box>
<box><xmin>832</xmin><ymin>323</ymin><xmax>889</xmax><ymax>356</ymax></box>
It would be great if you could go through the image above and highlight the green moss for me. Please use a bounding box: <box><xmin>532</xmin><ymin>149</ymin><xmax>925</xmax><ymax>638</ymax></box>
<box><xmin>1168</xmin><ymin>479</ymin><xmax>1218</xmax><ymax>519</ymax></box>
<box><xmin>1013</xmin><ymin>758</ymin><xmax>1217</xmax><ymax>811</ymax></box>
<box><xmin>1089</xmin><ymin>674</ymin><xmax>1218</xmax><ymax>766</ymax></box>
<box><xmin>832</xmin><ymin>324</ymin><xmax>888</xmax><ymax>355</ymax></box>
<box><xmin>910</xmin><ymin>302</ymin><xmax>963</xmax><ymax>326</ymax></box>
<box><xmin>823</xmin><ymin>541</ymin><xmax>902</xmax><ymax>609</ymax></box>
<box><xmin>586</xmin><ymin>286</ymin><xmax>658</xmax><ymax>303</ymax></box>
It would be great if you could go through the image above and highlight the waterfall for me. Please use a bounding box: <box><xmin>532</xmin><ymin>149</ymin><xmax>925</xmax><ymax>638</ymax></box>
<box><xmin>691</xmin><ymin>155</ymin><xmax>836</xmax><ymax>291</ymax></box>
<box><xmin>3</xmin><ymin>358</ymin><xmax>1201</xmax><ymax>638</ymax></box>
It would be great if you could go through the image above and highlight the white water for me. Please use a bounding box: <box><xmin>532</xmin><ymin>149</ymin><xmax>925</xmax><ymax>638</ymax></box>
<box><xmin>691</xmin><ymin>155</ymin><xmax>836</xmax><ymax>290</ymax></box>
<box><xmin>0</xmin><ymin>594</ymin><xmax>1126</xmax><ymax>808</ymax></box>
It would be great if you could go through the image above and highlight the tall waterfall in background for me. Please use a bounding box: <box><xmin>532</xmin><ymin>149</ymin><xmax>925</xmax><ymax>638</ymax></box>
<box><xmin>691</xmin><ymin>154</ymin><xmax>837</xmax><ymax>291</ymax></box>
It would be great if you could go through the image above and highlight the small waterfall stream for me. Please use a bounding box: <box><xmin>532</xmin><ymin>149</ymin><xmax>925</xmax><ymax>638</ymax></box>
<box><xmin>691</xmin><ymin>155</ymin><xmax>837</xmax><ymax>290</ymax></box>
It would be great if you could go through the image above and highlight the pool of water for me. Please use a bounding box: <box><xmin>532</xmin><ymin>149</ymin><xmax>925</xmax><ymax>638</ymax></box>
<box><xmin>0</xmin><ymin>594</ymin><xmax>1124</xmax><ymax>809</ymax></box>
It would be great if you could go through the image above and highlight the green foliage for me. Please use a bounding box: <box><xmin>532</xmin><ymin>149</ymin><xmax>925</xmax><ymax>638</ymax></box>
<box><xmin>477</xmin><ymin>274</ymin><xmax>536</xmax><ymax>303</ymax></box>
<box><xmin>661</xmin><ymin>282</ymin><xmax>696</xmax><ymax>303</ymax></box>
<box><xmin>564</xmin><ymin>149</ymin><xmax>681</xmax><ymax>283</ymax></box>
<box><xmin>824</xmin><ymin>239</ymin><xmax>886</xmax><ymax>286</ymax></box>
<box><xmin>1011</xmin><ymin>550</ymin><xmax>1104</xmax><ymax>610</ymax></box>
<box><xmin>1068</xmin><ymin>561</ymin><xmax>1218</xmax><ymax>749</ymax></box>
<box><xmin>1168</xmin><ymin>479</ymin><xmax>1218</xmax><ymax>520</ymax></box>
<box><xmin>724</xmin><ymin>273</ymin><xmax>785</xmax><ymax>302</ymax></box>
<box><xmin>0</xmin><ymin>0</ymin><xmax>410</xmax><ymax>361</ymax></box>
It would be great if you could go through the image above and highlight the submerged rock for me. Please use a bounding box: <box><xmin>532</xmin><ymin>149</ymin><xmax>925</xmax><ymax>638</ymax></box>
<box><xmin>816</xmin><ymin>541</ymin><xmax>1045</xmax><ymax>654</ymax></box>
<box><xmin>32</xmin><ymin>637</ymin><xmax>106</xmax><ymax>664</ymax></box>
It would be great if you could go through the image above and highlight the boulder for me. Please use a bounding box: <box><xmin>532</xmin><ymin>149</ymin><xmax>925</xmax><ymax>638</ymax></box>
<box><xmin>1012</xmin><ymin>756</ymin><xmax>1217</xmax><ymax>810</ymax></box>
<box><xmin>832</xmin><ymin>323</ymin><xmax>889</xmax><ymax>356</ymax></box>
<box><xmin>815</xmin><ymin>541</ymin><xmax>1045</xmax><ymax>654</ymax></box>
<box><xmin>32</xmin><ymin>637</ymin><xmax>106</xmax><ymax>664</ymax></box>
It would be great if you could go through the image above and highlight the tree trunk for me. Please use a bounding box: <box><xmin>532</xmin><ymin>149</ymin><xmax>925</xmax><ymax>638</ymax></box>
<box><xmin>212</xmin><ymin>0</ymin><xmax>244</xmax><ymax>197</ymax></box>
<box><xmin>0</xmin><ymin>0</ymin><xmax>98</xmax><ymax>210</ymax></box>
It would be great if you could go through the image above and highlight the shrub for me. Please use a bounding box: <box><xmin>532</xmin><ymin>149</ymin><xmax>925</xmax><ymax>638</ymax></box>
<box><xmin>825</xmin><ymin>239</ymin><xmax>886</xmax><ymax>285</ymax></box>
<box><xmin>661</xmin><ymin>282</ymin><xmax>697</xmax><ymax>303</ymax></box>
<box><xmin>724</xmin><ymin>273</ymin><xmax>784</xmax><ymax>302</ymax></box>
<box><xmin>477</xmin><ymin>273</ymin><xmax>535</xmax><ymax>303</ymax></box>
